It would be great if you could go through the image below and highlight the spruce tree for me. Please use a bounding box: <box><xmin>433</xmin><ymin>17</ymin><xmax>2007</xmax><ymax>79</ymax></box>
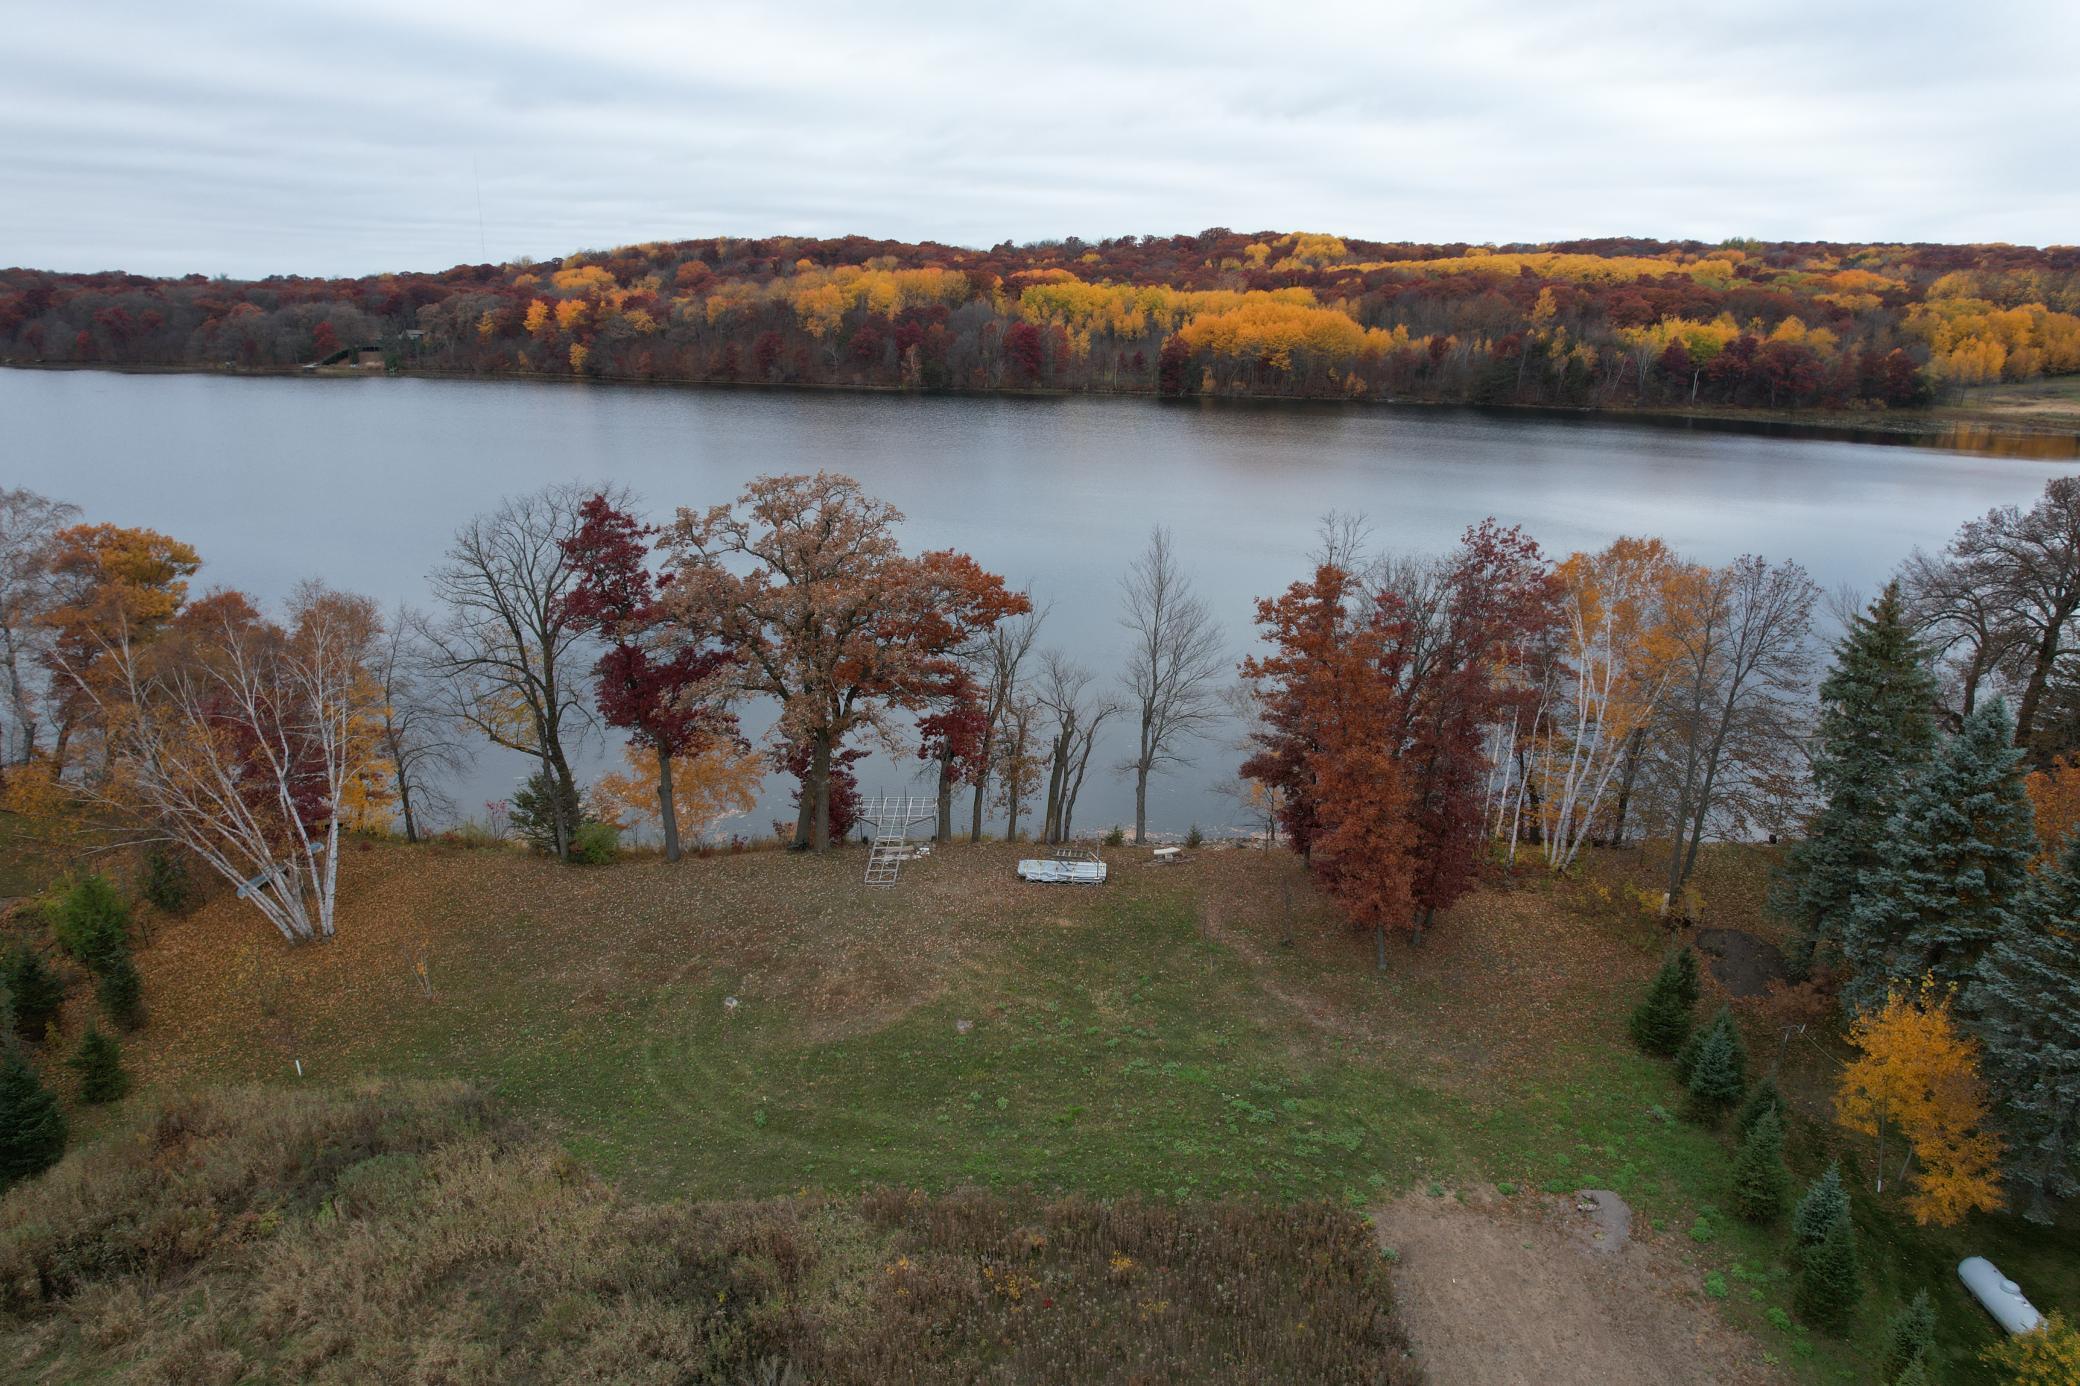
<box><xmin>1970</xmin><ymin>832</ymin><xmax>2080</xmax><ymax>1223</ymax></box>
<box><xmin>1789</xmin><ymin>582</ymin><xmax>1938</xmax><ymax>966</ymax></box>
<box><xmin>1736</xmin><ymin>1075</ymin><xmax>1786</xmax><ymax>1142</ymax></box>
<box><xmin>68</xmin><ymin>1025</ymin><xmax>128</xmax><ymax>1104</ymax></box>
<box><xmin>510</xmin><ymin>768</ymin><xmax>583</xmax><ymax>858</ymax></box>
<box><xmin>1881</xmin><ymin>1289</ymin><xmax>1936</xmax><ymax>1383</ymax></box>
<box><xmin>1732</xmin><ymin>1107</ymin><xmax>1790</xmax><ymax>1222</ymax></box>
<box><xmin>2</xmin><ymin>944</ymin><xmax>64</xmax><ymax>1043</ymax></box>
<box><xmin>1685</xmin><ymin>1007</ymin><xmax>1748</xmax><ymax>1120</ymax></box>
<box><xmin>1793</xmin><ymin>1163</ymin><xmax>1849</xmax><ymax>1247</ymax></box>
<box><xmin>97</xmin><ymin>955</ymin><xmax>143</xmax><ymax>1031</ymax></box>
<box><xmin>0</xmin><ymin>1048</ymin><xmax>66</xmax><ymax>1186</ymax></box>
<box><xmin>141</xmin><ymin>844</ymin><xmax>193</xmax><ymax>914</ymax></box>
<box><xmin>1840</xmin><ymin>698</ymin><xmax>2034</xmax><ymax>1013</ymax></box>
<box><xmin>46</xmin><ymin>873</ymin><xmax>131</xmax><ymax>972</ymax></box>
<box><xmin>1629</xmin><ymin>948</ymin><xmax>1700</xmax><ymax>1056</ymax></box>
<box><xmin>1794</xmin><ymin>1198</ymin><xmax>1860</xmax><ymax>1330</ymax></box>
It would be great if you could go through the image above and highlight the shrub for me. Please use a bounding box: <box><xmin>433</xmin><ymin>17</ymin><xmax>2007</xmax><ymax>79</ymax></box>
<box><xmin>1732</xmin><ymin>1108</ymin><xmax>1790</xmax><ymax>1223</ymax></box>
<box><xmin>1735</xmin><ymin>1075</ymin><xmax>1786</xmax><ymax>1142</ymax></box>
<box><xmin>68</xmin><ymin>1026</ymin><xmax>128</xmax><ymax>1105</ymax></box>
<box><xmin>1982</xmin><ymin>1311</ymin><xmax>2080</xmax><ymax>1385</ymax></box>
<box><xmin>0</xmin><ymin>1048</ymin><xmax>66</xmax><ymax>1187</ymax></box>
<box><xmin>3</xmin><ymin>944</ymin><xmax>64</xmax><ymax>1043</ymax></box>
<box><xmin>571</xmin><ymin>820</ymin><xmax>620</xmax><ymax>865</ymax></box>
<box><xmin>1184</xmin><ymin>824</ymin><xmax>1204</xmax><ymax>848</ymax></box>
<box><xmin>1629</xmin><ymin>948</ymin><xmax>1700</xmax><ymax>1056</ymax></box>
<box><xmin>96</xmin><ymin>955</ymin><xmax>144</xmax><ymax>1031</ymax></box>
<box><xmin>1103</xmin><ymin>826</ymin><xmax>1125</xmax><ymax>847</ymax></box>
<box><xmin>45</xmin><ymin>874</ymin><xmax>130</xmax><ymax>972</ymax></box>
<box><xmin>1684</xmin><ymin>1008</ymin><xmax>1748</xmax><ymax>1120</ymax></box>
<box><xmin>1792</xmin><ymin>1178</ymin><xmax>1859</xmax><ymax>1330</ymax></box>
<box><xmin>1881</xmin><ymin>1289</ymin><xmax>1936</xmax><ymax>1383</ymax></box>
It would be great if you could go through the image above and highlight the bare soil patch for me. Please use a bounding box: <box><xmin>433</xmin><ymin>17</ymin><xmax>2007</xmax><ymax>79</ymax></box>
<box><xmin>1373</xmin><ymin>1189</ymin><xmax>1781</xmax><ymax>1386</ymax></box>
<box><xmin>1694</xmin><ymin>927</ymin><xmax>1789</xmax><ymax>998</ymax></box>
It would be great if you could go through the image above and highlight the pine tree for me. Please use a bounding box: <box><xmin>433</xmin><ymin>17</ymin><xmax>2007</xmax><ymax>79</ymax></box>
<box><xmin>1840</xmin><ymin>698</ymin><xmax>2034</xmax><ymax>1014</ymax></box>
<box><xmin>1970</xmin><ymin>832</ymin><xmax>2080</xmax><ymax>1224</ymax></box>
<box><xmin>2</xmin><ymin>945</ymin><xmax>64</xmax><ymax>1043</ymax></box>
<box><xmin>511</xmin><ymin>768</ymin><xmax>584</xmax><ymax>858</ymax></box>
<box><xmin>1629</xmin><ymin>948</ymin><xmax>1700</xmax><ymax>1056</ymax></box>
<box><xmin>1793</xmin><ymin>1163</ymin><xmax>1849</xmax><ymax>1247</ymax></box>
<box><xmin>1736</xmin><ymin>1075</ymin><xmax>1786</xmax><ymax>1142</ymax></box>
<box><xmin>1891</xmin><ymin>1358</ymin><xmax>1930</xmax><ymax>1386</ymax></box>
<box><xmin>141</xmin><ymin>844</ymin><xmax>193</xmax><ymax>914</ymax></box>
<box><xmin>1733</xmin><ymin>1107</ymin><xmax>1791</xmax><ymax>1222</ymax></box>
<box><xmin>1790</xmin><ymin>582</ymin><xmax>1938</xmax><ymax>966</ymax></box>
<box><xmin>1685</xmin><ymin>1008</ymin><xmax>1748</xmax><ymax>1120</ymax></box>
<box><xmin>1882</xmin><ymin>1289</ymin><xmax>1936</xmax><ymax>1383</ymax></box>
<box><xmin>1794</xmin><ymin>1196</ymin><xmax>1861</xmax><ymax>1330</ymax></box>
<box><xmin>68</xmin><ymin>1025</ymin><xmax>128</xmax><ymax>1104</ymax></box>
<box><xmin>97</xmin><ymin>955</ymin><xmax>143</xmax><ymax>1031</ymax></box>
<box><xmin>0</xmin><ymin>1048</ymin><xmax>66</xmax><ymax>1186</ymax></box>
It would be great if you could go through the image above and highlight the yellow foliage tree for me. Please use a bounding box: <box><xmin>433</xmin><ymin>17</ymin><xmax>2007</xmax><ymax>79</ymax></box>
<box><xmin>2025</xmin><ymin>757</ymin><xmax>2080</xmax><ymax>864</ymax></box>
<box><xmin>568</xmin><ymin>343</ymin><xmax>589</xmax><ymax>375</ymax></box>
<box><xmin>588</xmin><ymin>741</ymin><xmax>763</xmax><ymax>844</ymax></box>
<box><xmin>553</xmin><ymin>299</ymin><xmax>588</xmax><ymax>333</ymax></box>
<box><xmin>1835</xmin><ymin>982</ymin><xmax>2005</xmax><ymax>1226</ymax></box>
<box><xmin>1982</xmin><ymin>1313</ymin><xmax>2080</xmax><ymax>1386</ymax></box>
<box><xmin>523</xmin><ymin>300</ymin><xmax>550</xmax><ymax>337</ymax></box>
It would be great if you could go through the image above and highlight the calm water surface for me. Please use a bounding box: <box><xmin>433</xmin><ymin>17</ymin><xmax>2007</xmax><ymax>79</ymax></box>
<box><xmin>3</xmin><ymin>369</ymin><xmax>2065</xmax><ymax>838</ymax></box>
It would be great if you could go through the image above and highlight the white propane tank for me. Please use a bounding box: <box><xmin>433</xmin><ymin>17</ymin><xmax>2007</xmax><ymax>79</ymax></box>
<box><xmin>1958</xmin><ymin>1257</ymin><xmax>2043</xmax><ymax>1336</ymax></box>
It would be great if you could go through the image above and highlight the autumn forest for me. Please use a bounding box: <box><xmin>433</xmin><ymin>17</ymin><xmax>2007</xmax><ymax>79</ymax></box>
<box><xmin>7</xmin><ymin>232</ymin><xmax>2080</xmax><ymax>413</ymax></box>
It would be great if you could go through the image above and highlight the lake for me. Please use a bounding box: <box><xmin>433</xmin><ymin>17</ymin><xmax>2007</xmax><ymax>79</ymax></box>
<box><xmin>4</xmin><ymin>368</ymin><xmax>2067</xmax><ymax>840</ymax></box>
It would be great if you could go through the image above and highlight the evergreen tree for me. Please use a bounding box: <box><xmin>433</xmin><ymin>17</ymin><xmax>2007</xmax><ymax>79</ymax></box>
<box><xmin>1736</xmin><ymin>1075</ymin><xmax>1786</xmax><ymax>1142</ymax></box>
<box><xmin>68</xmin><ymin>1025</ymin><xmax>128</xmax><ymax>1104</ymax></box>
<box><xmin>1794</xmin><ymin>1198</ymin><xmax>1861</xmax><ymax>1330</ymax></box>
<box><xmin>0</xmin><ymin>1048</ymin><xmax>66</xmax><ymax>1186</ymax></box>
<box><xmin>1840</xmin><ymin>698</ymin><xmax>2034</xmax><ymax>1014</ymax></box>
<box><xmin>1882</xmin><ymin>1289</ymin><xmax>1937</xmax><ymax>1383</ymax></box>
<box><xmin>2</xmin><ymin>945</ymin><xmax>64</xmax><ymax>1043</ymax></box>
<box><xmin>1891</xmin><ymin>1358</ymin><xmax>1930</xmax><ymax>1386</ymax></box>
<box><xmin>45</xmin><ymin>873</ymin><xmax>131</xmax><ymax>972</ymax></box>
<box><xmin>1793</xmin><ymin>1163</ymin><xmax>1850</xmax><ymax>1247</ymax></box>
<box><xmin>1685</xmin><ymin>1007</ymin><xmax>1748</xmax><ymax>1120</ymax></box>
<box><xmin>511</xmin><ymin>768</ymin><xmax>583</xmax><ymax>858</ymax></box>
<box><xmin>1789</xmin><ymin>582</ymin><xmax>1939</xmax><ymax>966</ymax></box>
<box><xmin>1970</xmin><ymin>832</ymin><xmax>2080</xmax><ymax>1224</ymax></box>
<box><xmin>97</xmin><ymin>955</ymin><xmax>143</xmax><ymax>1031</ymax></box>
<box><xmin>1629</xmin><ymin>948</ymin><xmax>1700</xmax><ymax>1056</ymax></box>
<box><xmin>1733</xmin><ymin>1107</ymin><xmax>1791</xmax><ymax>1222</ymax></box>
<box><xmin>141</xmin><ymin>844</ymin><xmax>194</xmax><ymax>914</ymax></box>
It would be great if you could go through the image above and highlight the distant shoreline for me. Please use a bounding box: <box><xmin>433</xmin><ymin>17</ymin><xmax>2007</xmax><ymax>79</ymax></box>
<box><xmin>8</xmin><ymin>359</ymin><xmax>2078</xmax><ymax>460</ymax></box>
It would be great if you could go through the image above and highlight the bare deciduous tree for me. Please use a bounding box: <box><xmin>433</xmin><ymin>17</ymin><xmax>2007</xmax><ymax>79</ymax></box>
<box><xmin>1035</xmin><ymin>650</ymin><xmax>1119</xmax><ymax>844</ymax></box>
<box><xmin>1657</xmin><ymin>555</ymin><xmax>1821</xmax><ymax>895</ymax></box>
<box><xmin>969</xmin><ymin>606</ymin><xmax>1044</xmax><ymax>841</ymax></box>
<box><xmin>1118</xmin><ymin>527</ymin><xmax>1226</xmax><ymax>844</ymax></box>
<box><xmin>373</xmin><ymin>604</ymin><xmax>474</xmax><ymax>843</ymax></box>
<box><xmin>426</xmin><ymin>483</ymin><xmax>604</xmax><ymax>860</ymax></box>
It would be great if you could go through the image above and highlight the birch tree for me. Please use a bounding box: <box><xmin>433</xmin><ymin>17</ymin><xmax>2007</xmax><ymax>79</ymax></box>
<box><xmin>70</xmin><ymin>584</ymin><xmax>383</xmax><ymax>942</ymax></box>
<box><xmin>0</xmin><ymin>489</ymin><xmax>78</xmax><ymax>764</ymax></box>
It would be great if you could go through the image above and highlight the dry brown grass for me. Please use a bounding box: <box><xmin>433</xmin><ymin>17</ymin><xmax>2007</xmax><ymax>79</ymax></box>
<box><xmin>0</xmin><ymin>1082</ymin><xmax>1418</xmax><ymax>1385</ymax></box>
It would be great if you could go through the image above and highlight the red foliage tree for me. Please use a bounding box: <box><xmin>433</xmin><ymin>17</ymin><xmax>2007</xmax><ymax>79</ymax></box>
<box><xmin>561</xmin><ymin>493</ymin><xmax>737</xmax><ymax>861</ymax></box>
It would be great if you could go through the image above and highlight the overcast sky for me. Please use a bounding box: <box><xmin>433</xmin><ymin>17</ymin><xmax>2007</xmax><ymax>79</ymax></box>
<box><xmin>7</xmin><ymin>0</ymin><xmax>2076</xmax><ymax>279</ymax></box>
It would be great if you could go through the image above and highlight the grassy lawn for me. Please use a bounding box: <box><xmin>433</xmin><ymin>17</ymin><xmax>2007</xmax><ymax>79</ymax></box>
<box><xmin>44</xmin><ymin>838</ymin><xmax>2069</xmax><ymax>1383</ymax></box>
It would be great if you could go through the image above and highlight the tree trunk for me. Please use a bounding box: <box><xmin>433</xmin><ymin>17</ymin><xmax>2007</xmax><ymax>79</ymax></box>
<box><xmin>2016</xmin><ymin>625</ymin><xmax>2063</xmax><ymax>746</ymax></box>
<box><xmin>809</xmin><ymin>733</ymin><xmax>832</xmax><ymax>851</ymax></box>
<box><xmin>396</xmin><ymin>770</ymin><xmax>419</xmax><ymax>844</ymax></box>
<box><xmin>543</xmin><ymin>745</ymin><xmax>576</xmax><ymax>861</ymax></box>
<box><xmin>969</xmin><ymin>774</ymin><xmax>987</xmax><ymax>843</ymax></box>
<box><xmin>656</xmin><ymin>743</ymin><xmax>681</xmax><ymax>862</ymax></box>
<box><xmin>935</xmin><ymin>743</ymin><xmax>955</xmax><ymax>843</ymax></box>
<box><xmin>1133</xmin><ymin>763</ymin><xmax>1149</xmax><ymax>845</ymax></box>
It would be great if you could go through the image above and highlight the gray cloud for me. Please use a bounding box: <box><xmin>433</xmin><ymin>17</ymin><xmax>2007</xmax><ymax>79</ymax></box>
<box><xmin>5</xmin><ymin>0</ymin><xmax>2076</xmax><ymax>277</ymax></box>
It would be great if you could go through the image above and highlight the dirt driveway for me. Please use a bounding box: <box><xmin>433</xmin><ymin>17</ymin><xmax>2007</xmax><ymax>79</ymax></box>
<box><xmin>1373</xmin><ymin>1189</ymin><xmax>1780</xmax><ymax>1386</ymax></box>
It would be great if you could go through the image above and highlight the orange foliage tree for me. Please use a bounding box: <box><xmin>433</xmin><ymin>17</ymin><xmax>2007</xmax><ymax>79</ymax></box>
<box><xmin>1835</xmin><ymin>982</ymin><xmax>2005</xmax><ymax>1226</ymax></box>
<box><xmin>2025</xmin><ymin>756</ymin><xmax>2080</xmax><ymax>863</ymax></box>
